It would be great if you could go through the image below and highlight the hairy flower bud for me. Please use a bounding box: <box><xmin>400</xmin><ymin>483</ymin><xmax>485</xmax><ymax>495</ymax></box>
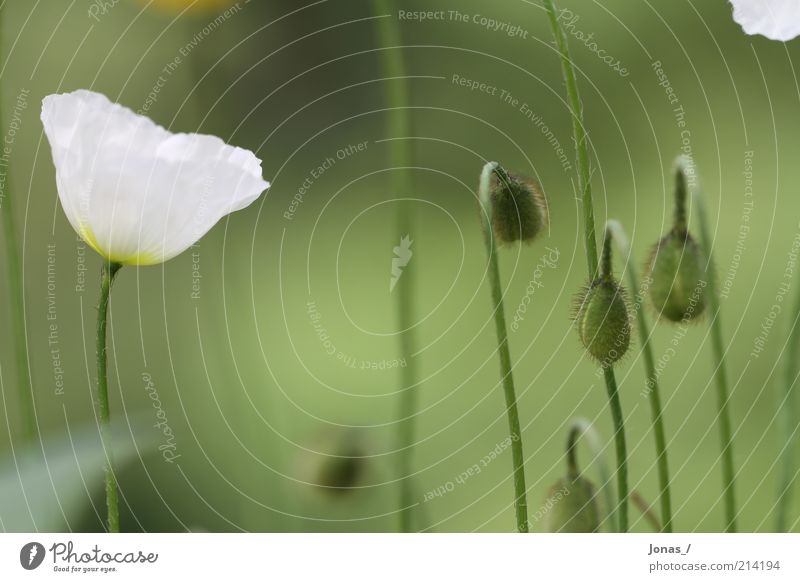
<box><xmin>646</xmin><ymin>157</ymin><xmax>707</xmax><ymax>323</ymax></box>
<box><xmin>646</xmin><ymin>229</ymin><xmax>707</xmax><ymax>323</ymax></box>
<box><xmin>543</xmin><ymin>475</ymin><xmax>601</xmax><ymax>533</ymax></box>
<box><xmin>488</xmin><ymin>168</ymin><xmax>548</xmax><ymax>244</ymax></box>
<box><xmin>574</xmin><ymin>227</ymin><xmax>631</xmax><ymax>365</ymax></box>
<box><xmin>575</xmin><ymin>279</ymin><xmax>631</xmax><ymax>365</ymax></box>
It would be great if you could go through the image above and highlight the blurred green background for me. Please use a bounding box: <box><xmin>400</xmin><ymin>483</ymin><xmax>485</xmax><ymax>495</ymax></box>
<box><xmin>1</xmin><ymin>0</ymin><xmax>798</xmax><ymax>532</ymax></box>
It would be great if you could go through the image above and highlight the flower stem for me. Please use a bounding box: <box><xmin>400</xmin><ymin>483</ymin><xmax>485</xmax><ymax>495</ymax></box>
<box><xmin>565</xmin><ymin>417</ymin><xmax>616</xmax><ymax>530</ymax></box>
<box><xmin>97</xmin><ymin>261</ymin><xmax>122</xmax><ymax>533</ymax></box>
<box><xmin>374</xmin><ymin>0</ymin><xmax>419</xmax><ymax>532</ymax></box>
<box><xmin>478</xmin><ymin>162</ymin><xmax>528</xmax><ymax>533</ymax></box>
<box><xmin>630</xmin><ymin>490</ymin><xmax>663</xmax><ymax>532</ymax></box>
<box><xmin>607</xmin><ymin>219</ymin><xmax>673</xmax><ymax>532</ymax></box>
<box><xmin>0</xmin><ymin>12</ymin><xmax>35</xmax><ymax>442</ymax></box>
<box><xmin>542</xmin><ymin>0</ymin><xmax>628</xmax><ymax>531</ymax></box>
<box><xmin>602</xmin><ymin>367</ymin><xmax>628</xmax><ymax>531</ymax></box>
<box><xmin>776</xmin><ymin>272</ymin><xmax>800</xmax><ymax>531</ymax></box>
<box><xmin>0</xmin><ymin>163</ymin><xmax>34</xmax><ymax>441</ymax></box>
<box><xmin>693</xmin><ymin>185</ymin><xmax>737</xmax><ymax>533</ymax></box>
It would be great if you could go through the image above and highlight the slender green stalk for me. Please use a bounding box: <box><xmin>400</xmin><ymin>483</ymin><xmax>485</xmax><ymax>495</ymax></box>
<box><xmin>374</xmin><ymin>0</ymin><xmax>419</xmax><ymax>532</ymax></box>
<box><xmin>566</xmin><ymin>417</ymin><xmax>616</xmax><ymax>531</ymax></box>
<box><xmin>692</xmin><ymin>181</ymin><xmax>737</xmax><ymax>532</ymax></box>
<box><xmin>543</xmin><ymin>0</ymin><xmax>628</xmax><ymax>531</ymax></box>
<box><xmin>0</xmin><ymin>10</ymin><xmax>35</xmax><ymax>441</ymax></box>
<box><xmin>97</xmin><ymin>261</ymin><xmax>122</xmax><ymax>533</ymax></box>
<box><xmin>602</xmin><ymin>367</ymin><xmax>628</xmax><ymax>532</ymax></box>
<box><xmin>630</xmin><ymin>490</ymin><xmax>663</xmax><ymax>532</ymax></box>
<box><xmin>776</xmin><ymin>273</ymin><xmax>800</xmax><ymax>531</ymax></box>
<box><xmin>478</xmin><ymin>162</ymin><xmax>528</xmax><ymax>533</ymax></box>
<box><xmin>543</xmin><ymin>1</ymin><xmax>595</xmax><ymax>277</ymax></box>
<box><xmin>607</xmin><ymin>219</ymin><xmax>673</xmax><ymax>532</ymax></box>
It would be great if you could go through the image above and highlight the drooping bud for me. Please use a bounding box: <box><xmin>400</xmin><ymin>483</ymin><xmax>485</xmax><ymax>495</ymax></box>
<box><xmin>646</xmin><ymin>156</ymin><xmax>707</xmax><ymax>323</ymax></box>
<box><xmin>542</xmin><ymin>475</ymin><xmax>601</xmax><ymax>533</ymax></box>
<box><xmin>574</xmin><ymin>229</ymin><xmax>631</xmax><ymax>365</ymax></box>
<box><xmin>542</xmin><ymin>422</ymin><xmax>601</xmax><ymax>532</ymax></box>
<box><xmin>487</xmin><ymin>166</ymin><xmax>548</xmax><ymax>244</ymax></box>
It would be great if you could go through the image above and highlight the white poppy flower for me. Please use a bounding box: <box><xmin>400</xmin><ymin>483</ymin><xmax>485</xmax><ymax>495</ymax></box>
<box><xmin>730</xmin><ymin>0</ymin><xmax>800</xmax><ymax>41</ymax></box>
<box><xmin>41</xmin><ymin>90</ymin><xmax>269</xmax><ymax>265</ymax></box>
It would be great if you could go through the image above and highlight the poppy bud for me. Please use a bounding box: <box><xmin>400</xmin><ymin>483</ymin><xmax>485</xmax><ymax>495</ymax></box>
<box><xmin>646</xmin><ymin>230</ymin><xmax>707</xmax><ymax>322</ymax></box>
<box><xmin>543</xmin><ymin>423</ymin><xmax>601</xmax><ymax>532</ymax></box>
<box><xmin>488</xmin><ymin>166</ymin><xmax>548</xmax><ymax>244</ymax></box>
<box><xmin>574</xmin><ymin>229</ymin><xmax>631</xmax><ymax>365</ymax></box>
<box><xmin>575</xmin><ymin>280</ymin><xmax>631</xmax><ymax>365</ymax></box>
<box><xmin>646</xmin><ymin>157</ymin><xmax>707</xmax><ymax>323</ymax></box>
<box><xmin>543</xmin><ymin>475</ymin><xmax>601</xmax><ymax>533</ymax></box>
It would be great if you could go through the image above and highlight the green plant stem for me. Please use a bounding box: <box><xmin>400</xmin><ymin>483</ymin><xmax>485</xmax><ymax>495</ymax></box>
<box><xmin>607</xmin><ymin>220</ymin><xmax>673</xmax><ymax>532</ymax></box>
<box><xmin>543</xmin><ymin>1</ymin><xmax>595</xmax><ymax>277</ymax></box>
<box><xmin>566</xmin><ymin>418</ymin><xmax>616</xmax><ymax>531</ymax></box>
<box><xmin>673</xmin><ymin>164</ymin><xmax>688</xmax><ymax>232</ymax></box>
<box><xmin>0</xmin><ymin>160</ymin><xmax>34</xmax><ymax>442</ymax></box>
<box><xmin>97</xmin><ymin>261</ymin><xmax>122</xmax><ymax>533</ymax></box>
<box><xmin>630</xmin><ymin>490</ymin><xmax>663</xmax><ymax>532</ymax></box>
<box><xmin>374</xmin><ymin>0</ymin><xmax>418</xmax><ymax>533</ymax></box>
<box><xmin>693</xmin><ymin>186</ymin><xmax>737</xmax><ymax>533</ymax></box>
<box><xmin>776</xmin><ymin>273</ymin><xmax>800</xmax><ymax>531</ymax></box>
<box><xmin>543</xmin><ymin>0</ymin><xmax>628</xmax><ymax>532</ymax></box>
<box><xmin>478</xmin><ymin>162</ymin><xmax>528</xmax><ymax>533</ymax></box>
<box><xmin>602</xmin><ymin>367</ymin><xmax>628</xmax><ymax>532</ymax></box>
<box><xmin>566</xmin><ymin>421</ymin><xmax>582</xmax><ymax>478</ymax></box>
<box><xmin>0</xmin><ymin>12</ymin><xmax>35</xmax><ymax>442</ymax></box>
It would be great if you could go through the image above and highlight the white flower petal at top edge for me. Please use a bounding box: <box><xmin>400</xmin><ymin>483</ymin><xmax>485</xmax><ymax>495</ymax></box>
<box><xmin>40</xmin><ymin>90</ymin><xmax>270</xmax><ymax>265</ymax></box>
<box><xmin>730</xmin><ymin>0</ymin><xmax>800</xmax><ymax>41</ymax></box>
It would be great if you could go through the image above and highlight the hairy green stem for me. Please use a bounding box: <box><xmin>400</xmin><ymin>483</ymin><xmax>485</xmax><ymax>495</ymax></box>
<box><xmin>543</xmin><ymin>1</ymin><xmax>596</xmax><ymax>277</ymax></box>
<box><xmin>602</xmin><ymin>367</ymin><xmax>628</xmax><ymax>532</ymax></box>
<box><xmin>673</xmin><ymin>163</ymin><xmax>689</xmax><ymax>232</ymax></box>
<box><xmin>776</xmin><ymin>270</ymin><xmax>800</xmax><ymax>531</ymax></box>
<box><xmin>607</xmin><ymin>219</ymin><xmax>673</xmax><ymax>532</ymax></box>
<box><xmin>478</xmin><ymin>162</ymin><xmax>528</xmax><ymax>533</ymax></box>
<box><xmin>0</xmin><ymin>11</ymin><xmax>35</xmax><ymax>442</ymax></box>
<box><xmin>692</xmin><ymin>181</ymin><xmax>737</xmax><ymax>532</ymax></box>
<box><xmin>600</xmin><ymin>226</ymin><xmax>613</xmax><ymax>280</ymax></box>
<box><xmin>543</xmin><ymin>0</ymin><xmax>628</xmax><ymax>531</ymax></box>
<box><xmin>374</xmin><ymin>0</ymin><xmax>419</xmax><ymax>532</ymax></box>
<box><xmin>97</xmin><ymin>261</ymin><xmax>122</xmax><ymax>533</ymax></box>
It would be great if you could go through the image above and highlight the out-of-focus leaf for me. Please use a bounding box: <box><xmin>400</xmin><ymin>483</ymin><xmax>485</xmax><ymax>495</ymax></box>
<box><xmin>0</xmin><ymin>418</ymin><xmax>157</xmax><ymax>532</ymax></box>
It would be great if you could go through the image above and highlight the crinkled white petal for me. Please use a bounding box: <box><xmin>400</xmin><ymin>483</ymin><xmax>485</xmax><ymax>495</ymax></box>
<box><xmin>730</xmin><ymin>0</ymin><xmax>800</xmax><ymax>41</ymax></box>
<box><xmin>41</xmin><ymin>90</ymin><xmax>270</xmax><ymax>265</ymax></box>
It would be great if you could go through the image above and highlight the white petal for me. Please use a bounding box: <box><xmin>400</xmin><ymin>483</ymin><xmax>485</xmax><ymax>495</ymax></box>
<box><xmin>730</xmin><ymin>0</ymin><xmax>800</xmax><ymax>41</ymax></box>
<box><xmin>41</xmin><ymin>90</ymin><xmax>269</xmax><ymax>265</ymax></box>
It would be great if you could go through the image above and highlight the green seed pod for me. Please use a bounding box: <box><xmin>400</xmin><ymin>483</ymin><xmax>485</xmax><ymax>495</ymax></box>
<box><xmin>575</xmin><ymin>278</ymin><xmax>631</xmax><ymax>365</ymax></box>
<box><xmin>646</xmin><ymin>229</ymin><xmax>707</xmax><ymax>323</ymax></box>
<box><xmin>488</xmin><ymin>168</ymin><xmax>548</xmax><ymax>244</ymax></box>
<box><xmin>542</xmin><ymin>475</ymin><xmax>601</xmax><ymax>533</ymax></box>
